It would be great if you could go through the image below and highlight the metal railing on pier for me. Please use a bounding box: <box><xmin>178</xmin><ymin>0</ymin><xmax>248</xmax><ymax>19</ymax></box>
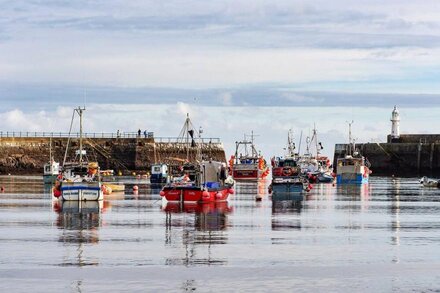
<box><xmin>0</xmin><ymin>131</ymin><xmax>221</xmax><ymax>144</ymax></box>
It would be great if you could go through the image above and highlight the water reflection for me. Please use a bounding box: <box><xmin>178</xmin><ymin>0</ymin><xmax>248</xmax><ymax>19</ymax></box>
<box><xmin>271</xmin><ymin>196</ymin><xmax>303</xmax><ymax>231</ymax></box>
<box><xmin>234</xmin><ymin>180</ymin><xmax>268</xmax><ymax>201</ymax></box>
<box><xmin>162</xmin><ymin>202</ymin><xmax>231</xmax><ymax>266</ymax></box>
<box><xmin>272</xmin><ymin>198</ymin><xmax>303</xmax><ymax>214</ymax></box>
<box><xmin>336</xmin><ymin>184</ymin><xmax>371</xmax><ymax>199</ymax></box>
<box><xmin>53</xmin><ymin>200</ymin><xmax>108</xmax><ymax>267</ymax></box>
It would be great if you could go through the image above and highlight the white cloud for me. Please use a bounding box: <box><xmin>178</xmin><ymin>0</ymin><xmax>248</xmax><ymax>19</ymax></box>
<box><xmin>219</xmin><ymin>92</ymin><xmax>232</xmax><ymax>106</ymax></box>
<box><xmin>0</xmin><ymin>104</ymin><xmax>434</xmax><ymax>162</ymax></box>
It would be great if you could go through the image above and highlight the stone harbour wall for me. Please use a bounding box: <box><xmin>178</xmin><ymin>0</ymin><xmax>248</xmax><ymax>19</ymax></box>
<box><xmin>0</xmin><ymin>137</ymin><xmax>226</xmax><ymax>175</ymax></box>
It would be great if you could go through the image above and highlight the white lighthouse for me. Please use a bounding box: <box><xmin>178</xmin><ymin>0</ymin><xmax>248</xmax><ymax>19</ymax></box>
<box><xmin>390</xmin><ymin>106</ymin><xmax>400</xmax><ymax>139</ymax></box>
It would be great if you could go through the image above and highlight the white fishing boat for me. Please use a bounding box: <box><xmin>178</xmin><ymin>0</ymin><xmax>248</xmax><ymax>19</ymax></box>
<box><xmin>43</xmin><ymin>161</ymin><xmax>60</xmax><ymax>184</ymax></box>
<box><xmin>43</xmin><ymin>138</ymin><xmax>60</xmax><ymax>184</ymax></box>
<box><xmin>150</xmin><ymin>163</ymin><xmax>170</xmax><ymax>184</ymax></box>
<box><xmin>420</xmin><ymin>176</ymin><xmax>440</xmax><ymax>188</ymax></box>
<box><xmin>53</xmin><ymin>107</ymin><xmax>103</xmax><ymax>201</ymax></box>
<box><xmin>296</xmin><ymin>126</ymin><xmax>334</xmax><ymax>183</ymax></box>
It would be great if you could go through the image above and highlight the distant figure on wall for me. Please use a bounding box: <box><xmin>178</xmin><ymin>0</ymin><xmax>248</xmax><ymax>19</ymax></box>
<box><xmin>138</xmin><ymin>129</ymin><xmax>141</xmax><ymax>137</ymax></box>
<box><xmin>144</xmin><ymin>130</ymin><xmax>147</xmax><ymax>138</ymax></box>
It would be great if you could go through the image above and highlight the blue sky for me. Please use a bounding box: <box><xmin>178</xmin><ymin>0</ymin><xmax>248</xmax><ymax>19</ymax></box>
<box><xmin>1</xmin><ymin>1</ymin><xmax>440</xmax><ymax>158</ymax></box>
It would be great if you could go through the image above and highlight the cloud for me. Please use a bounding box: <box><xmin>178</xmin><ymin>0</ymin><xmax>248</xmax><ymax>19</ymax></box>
<box><xmin>1</xmin><ymin>0</ymin><xmax>440</xmax><ymax>116</ymax></box>
<box><xmin>0</xmin><ymin>104</ymin><xmax>438</xmax><ymax>162</ymax></box>
<box><xmin>219</xmin><ymin>92</ymin><xmax>232</xmax><ymax>106</ymax></box>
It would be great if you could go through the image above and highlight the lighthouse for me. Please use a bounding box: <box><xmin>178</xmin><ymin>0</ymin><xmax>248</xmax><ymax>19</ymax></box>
<box><xmin>390</xmin><ymin>106</ymin><xmax>400</xmax><ymax>140</ymax></box>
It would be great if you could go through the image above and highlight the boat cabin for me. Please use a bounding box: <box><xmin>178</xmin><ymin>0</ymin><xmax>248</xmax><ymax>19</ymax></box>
<box><xmin>151</xmin><ymin>164</ymin><xmax>168</xmax><ymax>176</ymax></box>
<box><xmin>44</xmin><ymin>161</ymin><xmax>60</xmax><ymax>176</ymax></box>
<box><xmin>240</xmin><ymin>157</ymin><xmax>258</xmax><ymax>165</ymax></box>
<box><xmin>272</xmin><ymin>157</ymin><xmax>300</xmax><ymax>177</ymax></box>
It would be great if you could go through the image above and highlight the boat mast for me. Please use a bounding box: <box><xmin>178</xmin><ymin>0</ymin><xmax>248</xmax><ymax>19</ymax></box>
<box><xmin>314</xmin><ymin>123</ymin><xmax>319</xmax><ymax>158</ymax></box>
<box><xmin>197</xmin><ymin>126</ymin><xmax>203</xmax><ymax>162</ymax></box>
<box><xmin>75</xmin><ymin>106</ymin><xmax>86</xmax><ymax>163</ymax></box>
<box><xmin>287</xmin><ymin>129</ymin><xmax>295</xmax><ymax>157</ymax></box>
<box><xmin>186</xmin><ymin>113</ymin><xmax>189</xmax><ymax>161</ymax></box>
<box><xmin>63</xmin><ymin>109</ymin><xmax>76</xmax><ymax>166</ymax></box>
<box><xmin>298</xmin><ymin>130</ymin><xmax>303</xmax><ymax>156</ymax></box>
<box><xmin>347</xmin><ymin>120</ymin><xmax>354</xmax><ymax>156</ymax></box>
<box><xmin>49</xmin><ymin>137</ymin><xmax>52</xmax><ymax>163</ymax></box>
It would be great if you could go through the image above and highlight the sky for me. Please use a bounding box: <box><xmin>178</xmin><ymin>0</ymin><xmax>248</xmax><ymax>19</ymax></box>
<box><xmin>1</xmin><ymin>0</ymin><xmax>440</xmax><ymax>159</ymax></box>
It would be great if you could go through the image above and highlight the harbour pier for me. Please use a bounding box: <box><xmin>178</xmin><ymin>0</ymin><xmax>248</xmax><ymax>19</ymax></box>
<box><xmin>333</xmin><ymin>107</ymin><xmax>440</xmax><ymax>177</ymax></box>
<box><xmin>0</xmin><ymin>131</ymin><xmax>226</xmax><ymax>174</ymax></box>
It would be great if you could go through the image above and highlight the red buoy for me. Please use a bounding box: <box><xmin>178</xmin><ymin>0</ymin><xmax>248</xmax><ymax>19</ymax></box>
<box><xmin>53</xmin><ymin>188</ymin><xmax>61</xmax><ymax>198</ymax></box>
<box><xmin>202</xmin><ymin>190</ymin><xmax>210</xmax><ymax>200</ymax></box>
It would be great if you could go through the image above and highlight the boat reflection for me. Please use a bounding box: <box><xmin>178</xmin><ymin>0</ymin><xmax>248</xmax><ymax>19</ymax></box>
<box><xmin>271</xmin><ymin>196</ymin><xmax>303</xmax><ymax>231</ymax></box>
<box><xmin>53</xmin><ymin>200</ymin><xmax>109</xmax><ymax>267</ymax></box>
<box><xmin>162</xmin><ymin>202</ymin><xmax>232</xmax><ymax>266</ymax></box>
<box><xmin>336</xmin><ymin>183</ymin><xmax>371</xmax><ymax>199</ymax></box>
<box><xmin>234</xmin><ymin>180</ymin><xmax>268</xmax><ymax>201</ymax></box>
<box><xmin>163</xmin><ymin>202</ymin><xmax>232</xmax><ymax>231</ymax></box>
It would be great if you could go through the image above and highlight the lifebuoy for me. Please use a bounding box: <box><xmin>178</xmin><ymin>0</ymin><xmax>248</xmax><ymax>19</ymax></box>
<box><xmin>283</xmin><ymin>168</ymin><xmax>293</xmax><ymax>176</ymax></box>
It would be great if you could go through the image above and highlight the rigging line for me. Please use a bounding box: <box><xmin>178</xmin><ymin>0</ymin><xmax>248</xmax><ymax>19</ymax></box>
<box><xmin>63</xmin><ymin>109</ymin><xmax>76</xmax><ymax>166</ymax></box>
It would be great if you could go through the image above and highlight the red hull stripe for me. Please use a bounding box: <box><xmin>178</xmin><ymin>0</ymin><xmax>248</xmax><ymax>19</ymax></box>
<box><xmin>162</xmin><ymin>188</ymin><xmax>229</xmax><ymax>202</ymax></box>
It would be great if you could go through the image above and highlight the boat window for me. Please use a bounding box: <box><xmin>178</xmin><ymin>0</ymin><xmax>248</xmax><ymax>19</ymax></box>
<box><xmin>283</xmin><ymin>160</ymin><xmax>297</xmax><ymax>167</ymax></box>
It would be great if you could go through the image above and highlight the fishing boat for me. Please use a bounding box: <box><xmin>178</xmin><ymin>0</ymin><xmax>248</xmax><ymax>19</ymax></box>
<box><xmin>296</xmin><ymin>126</ymin><xmax>334</xmax><ymax>183</ymax></box>
<box><xmin>150</xmin><ymin>163</ymin><xmax>170</xmax><ymax>184</ymax></box>
<box><xmin>160</xmin><ymin>122</ymin><xmax>234</xmax><ymax>203</ymax></box>
<box><xmin>43</xmin><ymin>161</ymin><xmax>60</xmax><ymax>184</ymax></box>
<box><xmin>229</xmin><ymin>132</ymin><xmax>269</xmax><ymax>181</ymax></box>
<box><xmin>269</xmin><ymin>130</ymin><xmax>310</xmax><ymax>199</ymax></box>
<box><xmin>336</xmin><ymin>121</ymin><xmax>372</xmax><ymax>184</ymax></box>
<box><xmin>53</xmin><ymin>107</ymin><xmax>104</xmax><ymax>201</ymax></box>
<box><xmin>420</xmin><ymin>176</ymin><xmax>440</xmax><ymax>187</ymax></box>
<box><xmin>43</xmin><ymin>137</ymin><xmax>60</xmax><ymax>184</ymax></box>
<box><xmin>160</xmin><ymin>160</ymin><xmax>234</xmax><ymax>202</ymax></box>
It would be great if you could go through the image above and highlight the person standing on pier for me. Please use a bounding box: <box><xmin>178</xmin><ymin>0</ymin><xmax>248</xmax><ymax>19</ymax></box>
<box><xmin>138</xmin><ymin>129</ymin><xmax>141</xmax><ymax>137</ymax></box>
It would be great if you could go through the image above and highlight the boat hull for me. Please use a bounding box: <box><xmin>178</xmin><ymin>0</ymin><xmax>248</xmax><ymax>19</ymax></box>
<box><xmin>161</xmin><ymin>186</ymin><xmax>232</xmax><ymax>202</ymax></box>
<box><xmin>102</xmin><ymin>183</ymin><xmax>125</xmax><ymax>192</ymax></box>
<box><xmin>232</xmin><ymin>169</ymin><xmax>258</xmax><ymax>181</ymax></box>
<box><xmin>150</xmin><ymin>174</ymin><xmax>168</xmax><ymax>184</ymax></box>
<box><xmin>232</xmin><ymin>169</ymin><xmax>268</xmax><ymax>181</ymax></box>
<box><xmin>60</xmin><ymin>182</ymin><xmax>104</xmax><ymax>201</ymax></box>
<box><xmin>336</xmin><ymin>173</ymin><xmax>368</xmax><ymax>184</ymax></box>
<box><xmin>271</xmin><ymin>182</ymin><xmax>304</xmax><ymax>198</ymax></box>
<box><xmin>163</xmin><ymin>201</ymin><xmax>232</xmax><ymax>214</ymax></box>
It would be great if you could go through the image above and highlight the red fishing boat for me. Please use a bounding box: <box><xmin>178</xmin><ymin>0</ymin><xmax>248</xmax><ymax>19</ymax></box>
<box><xmin>160</xmin><ymin>160</ymin><xmax>235</xmax><ymax>202</ymax></box>
<box><xmin>229</xmin><ymin>132</ymin><xmax>269</xmax><ymax>181</ymax></box>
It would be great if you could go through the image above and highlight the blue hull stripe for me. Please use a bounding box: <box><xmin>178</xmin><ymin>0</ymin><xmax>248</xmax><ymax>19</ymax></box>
<box><xmin>336</xmin><ymin>174</ymin><xmax>368</xmax><ymax>184</ymax></box>
<box><xmin>61</xmin><ymin>186</ymin><xmax>101</xmax><ymax>191</ymax></box>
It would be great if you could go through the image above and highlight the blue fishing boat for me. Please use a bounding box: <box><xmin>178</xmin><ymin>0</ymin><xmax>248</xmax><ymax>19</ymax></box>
<box><xmin>269</xmin><ymin>130</ymin><xmax>309</xmax><ymax>200</ymax></box>
<box><xmin>336</xmin><ymin>121</ymin><xmax>372</xmax><ymax>184</ymax></box>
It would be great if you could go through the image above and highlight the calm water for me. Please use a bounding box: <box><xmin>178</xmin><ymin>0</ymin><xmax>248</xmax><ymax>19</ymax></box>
<box><xmin>1</xmin><ymin>176</ymin><xmax>440</xmax><ymax>292</ymax></box>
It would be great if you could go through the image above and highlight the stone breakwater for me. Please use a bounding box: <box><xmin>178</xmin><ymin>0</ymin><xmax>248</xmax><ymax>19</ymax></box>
<box><xmin>0</xmin><ymin>137</ymin><xmax>226</xmax><ymax>174</ymax></box>
<box><xmin>334</xmin><ymin>140</ymin><xmax>440</xmax><ymax>176</ymax></box>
